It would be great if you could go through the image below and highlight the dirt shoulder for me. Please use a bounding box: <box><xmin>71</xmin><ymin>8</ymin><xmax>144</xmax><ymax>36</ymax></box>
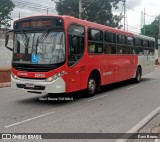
<box><xmin>0</xmin><ymin>70</ymin><xmax>11</xmax><ymax>83</ymax></box>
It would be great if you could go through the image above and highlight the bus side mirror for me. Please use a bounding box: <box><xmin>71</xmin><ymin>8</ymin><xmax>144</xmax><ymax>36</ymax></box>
<box><xmin>5</xmin><ymin>34</ymin><xmax>9</xmax><ymax>45</ymax></box>
<box><xmin>5</xmin><ymin>30</ymin><xmax>13</xmax><ymax>51</ymax></box>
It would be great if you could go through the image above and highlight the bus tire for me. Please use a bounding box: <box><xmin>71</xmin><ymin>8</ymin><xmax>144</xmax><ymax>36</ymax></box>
<box><xmin>134</xmin><ymin>67</ymin><xmax>141</xmax><ymax>83</ymax></box>
<box><xmin>86</xmin><ymin>75</ymin><xmax>97</xmax><ymax>97</ymax></box>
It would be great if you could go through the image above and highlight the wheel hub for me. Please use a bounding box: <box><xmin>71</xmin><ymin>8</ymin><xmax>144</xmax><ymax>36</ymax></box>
<box><xmin>88</xmin><ymin>79</ymin><xmax>96</xmax><ymax>94</ymax></box>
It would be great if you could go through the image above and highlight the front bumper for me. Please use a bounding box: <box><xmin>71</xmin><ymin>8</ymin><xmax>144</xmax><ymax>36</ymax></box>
<box><xmin>11</xmin><ymin>76</ymin><xmax>66</xmax><ymax>94</ymax></box>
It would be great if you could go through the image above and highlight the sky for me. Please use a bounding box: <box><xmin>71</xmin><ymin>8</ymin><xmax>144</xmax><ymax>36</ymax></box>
<box><xmin>10</xmin><ymin>0</ymin><xmax>160</xmax><ymax>34</ymax></box>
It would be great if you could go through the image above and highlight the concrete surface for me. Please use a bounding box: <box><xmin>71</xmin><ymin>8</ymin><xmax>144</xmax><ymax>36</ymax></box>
<box><xmin>0</xmin><ymin>66</ymin><xmax>160</xmax><ymax>142</ymax></box>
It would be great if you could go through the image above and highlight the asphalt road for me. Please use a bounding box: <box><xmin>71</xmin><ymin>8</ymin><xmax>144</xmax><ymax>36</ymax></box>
<box><xmin>0</xmin><ymin>66</ymin><xmax>160</xmax><ymax>142</ymax></box>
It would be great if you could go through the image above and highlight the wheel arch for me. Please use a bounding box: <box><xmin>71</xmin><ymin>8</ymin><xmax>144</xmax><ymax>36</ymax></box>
<box><xmin>137</xmin><ymin>65</ymin><xmax>142</xmax><ymax>76</ymax></box>
<box><xmin>88</xmin><ymin>69</ymin><xmax>101</xmax><ymax>91</ymax></box>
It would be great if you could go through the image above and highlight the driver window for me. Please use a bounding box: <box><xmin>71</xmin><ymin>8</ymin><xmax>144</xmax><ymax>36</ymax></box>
<box><xmin>68</xmin><ymin>24</ymin><xmax>85</xmax><ymax>67</ymax></box>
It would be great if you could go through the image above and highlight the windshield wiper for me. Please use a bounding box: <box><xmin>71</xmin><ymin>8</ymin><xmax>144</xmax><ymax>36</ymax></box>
<box><xmin>36</xmin><ymin>29</ymin><xmax>49</xmax><ymax>47</ymax></box>
<box><xmin>35</xmin><ymin>29</ymin><xmax>49</xmax><ymax>54</ymax></box>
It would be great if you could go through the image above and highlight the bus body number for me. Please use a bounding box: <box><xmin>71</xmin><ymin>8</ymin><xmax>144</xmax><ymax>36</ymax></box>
<box><xmin>35</xmin><ymin>73</ymin><xmax>45</xmax><ymax>78</ymax></box>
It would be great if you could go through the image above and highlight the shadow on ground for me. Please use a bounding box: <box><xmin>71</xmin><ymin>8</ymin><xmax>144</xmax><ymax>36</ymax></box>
<box><xmin>16</xmin><ymin>78</ymin><xmax>153</xmax><ymax>106</ymax></box>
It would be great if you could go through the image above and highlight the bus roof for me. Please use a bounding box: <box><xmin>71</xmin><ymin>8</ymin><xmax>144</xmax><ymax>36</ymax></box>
<box><xmin>134</xmin><ymin>34</ymin><xmax>155</xmax><ymax>41</ymax></box>
<box><xmin>15</xmin><ymin>14</ymin><xmax>155</xmax><ymax>41</ymax></box>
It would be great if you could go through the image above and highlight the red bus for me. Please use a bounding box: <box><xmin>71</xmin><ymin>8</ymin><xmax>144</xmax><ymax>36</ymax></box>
<box><xmin>5</xmin><ymin>15</ymin><xmax>155</xmax><ymax>96</ymax></box>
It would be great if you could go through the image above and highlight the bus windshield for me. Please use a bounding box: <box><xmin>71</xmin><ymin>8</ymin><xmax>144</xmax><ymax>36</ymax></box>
<box><xmin>13</xmin><ymin>31</ymin><xmax>65</xmax><ymax>64</ymax></box>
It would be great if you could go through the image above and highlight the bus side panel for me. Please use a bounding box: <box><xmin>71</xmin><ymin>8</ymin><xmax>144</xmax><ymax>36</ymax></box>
<box><xmin>148</xmin><ymin>54</ymin><xmax>155</xmax><ymax>73</ymax></box>
<box><xmin>65</xmin><ymin>57</ymin><xmax>93</xmax><ymax>93</ymax></box>
<box><xmin>67</xmin><ymin>63</ymin><xmax>83</xmax><ymax>93</ymax></box>
<box><xmin>106</xmin><ymin>55</ymin><xmax>138</xmax><ymax>83</ymax></box>
<box><xmin>138</xmin><ymin>55</ymin><xmax>155</xmax><ymax>76</ymax></box>
<box><xmin>129</xmin><ymin>55</ymin><xmax>138</xmax><ymax>78</ymax></box>
<box><xmin>103</xmin><ymin>55</ymin><xmax>116</xmax><ymax>85</ymax></box>
<box><xmin>65</xmin><ymin>54</ymin><xmax>138</xmax><ymax>93</ymax></box>
<box><xmin>79</xmin><ymin>55</ymin><xmax>105</xmax><ymax>89</ymax></box>
<box><xmin>111</xmin><ymin>55</ymin><xmax>129</xmax><ymax>82</ymax></box>
<box><xmin>82</xmin><ymin>54</ymin><xmax>117</xmax><ymax>87</ymax></box>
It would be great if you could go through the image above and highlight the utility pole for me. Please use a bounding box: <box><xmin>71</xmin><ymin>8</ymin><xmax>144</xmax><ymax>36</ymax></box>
<box><xmin>19</xmin><ymin>13</ymin><xmax>21</xmax><ymax>19</ymax></box>
<box><xmin>158</xmin><ymin>15</ymin><xmax>160</xmax><ymax>62</ymax></box>
<box><xmin>123</xmin><ymin>0</ymin><xmax>126</xmax><ymax>31</ymax></box>
<box><xmin>158</xmin><ymin>15</ymin><xmax>160</xmax><ymax>38</ymax></box>
<box><xmin>47</xmin><ymin>8</ymin><xmax>48</xmax><ymax>15</ymax></box>
<box><xmin>79</xmin><ymin>0</ymin><xmax>82</xmax><ymax>19</ymax></box>
<box><xmin>143</xmin><ymin>8</ymin><xmax>146</xmax><ymax>35</ymax></box>
<box><xmin>141</xmin><ymin>10</ymin><xmax>143</xmax><ymax>29</ymax></box>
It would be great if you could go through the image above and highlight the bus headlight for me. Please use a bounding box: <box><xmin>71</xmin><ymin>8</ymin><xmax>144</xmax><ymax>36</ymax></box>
<box><xmin>11</xmin><ymin>73</ymin><xmax>18</xmax><ymax>80</ymax></box>
<box><xmin>46</xmin><ymin>71</ymin><xmax>65</xmax><ymax>82</ymax></box>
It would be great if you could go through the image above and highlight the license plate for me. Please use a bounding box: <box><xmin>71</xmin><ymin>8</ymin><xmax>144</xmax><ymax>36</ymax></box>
<box><xmin>26</xmin><ymin>84</ymin><xmax>35</xmax><ymax>88</ymax></box>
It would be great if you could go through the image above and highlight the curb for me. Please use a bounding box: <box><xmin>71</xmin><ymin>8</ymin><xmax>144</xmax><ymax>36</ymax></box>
<box><xmin>115</xmin><ymin>106</ymin><xmax>160</xmax><ymax>142</ymax></box>
<box><xmin>0</xmin><ymin>82</ymin><xmax>11</xmax><ymax>88</ymax></box>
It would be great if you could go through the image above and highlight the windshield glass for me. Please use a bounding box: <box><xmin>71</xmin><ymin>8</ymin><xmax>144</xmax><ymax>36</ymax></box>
<box><xmin>13</xmin><ymin>31</ymin><xmax>65</xmax><ymax>64</ymax></box>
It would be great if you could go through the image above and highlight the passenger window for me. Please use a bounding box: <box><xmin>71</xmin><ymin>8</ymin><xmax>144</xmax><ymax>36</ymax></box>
<box><xmin>143</xmin><ymin>40</ymin><xmax>149</xmax><ymax>47</ymax></box>
<box><xmin>88</xmin><ymin>29</ymin><xmax>103</xmax><ymax>54</ymax></box>
<box><xmin>104</xmin><ymin>43</ymin><xmax>117</xmax><ymax>54</ymax></box>
<box><xmin>88</xmin><ymin>29</ymin><xmax>103</xmax><ymax>41</ymax></box>
<box><xmin>135</xmin><ymin>38</ymin><xmax>142</xmax><ymax>46</ymax></box>
<box><xmin>117</xmin><ymin>35</ymin><xmax>126</xmax><ymax>44</ymax></box>
<box><xmin>149</xmin><ymin>41</ymin><xmax>154</xmax><ymax>48</ymax></box>
<box><xmin>117</xmin><ymin>45</ymin><xmax>128</xmax><ymax>54</ymax></box>
<box><xmin>134</xmin><ymin>47</ymin><xmax>143</xmax><ymax>55</ymax></box>
<box><xmin>130</xmin><ymin>47</ymin><xmax>136</xmax><ymax>55</ymax></box>
<box><xmin>127</xmin><ymin>37</ymin><xmax>134</xmax><ymax>45</ymax></box>
<box><xmin>105</xmin><ymin>32</ymin><xmax>112</xmax><ymax>43</ymax></box>
<box><xmin>149</xmin><ymin>48</ymin><xmax>154</xmax><ymax>56</ymax></box>
<box><xmin>104</xmin><ymin>32</ymin><xmax>117</xmax><ymax>54</ymax></box>
<box><xmin>68</xmin><ymin>25</ymin><xmax>85</xmax><ymax>67</ymax></box>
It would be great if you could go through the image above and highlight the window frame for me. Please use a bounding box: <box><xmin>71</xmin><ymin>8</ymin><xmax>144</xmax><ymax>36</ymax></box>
<box><xmin>88</xmin><ymin>28</ymin><xmax>103</xmax><ymax>54</ymax></box>
<box><xmin>68</xmin><ymin>24</ymin><xmax>85</xmax><ymax>67</ymax></box>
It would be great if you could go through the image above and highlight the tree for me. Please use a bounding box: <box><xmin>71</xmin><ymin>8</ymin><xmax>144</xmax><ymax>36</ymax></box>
<box><xmin>53</xmin><ymin>0</ymin><xmax>123</xmax><ymax>28</ymax></box>
<box><xmin>0</xmin><ymin>0</ymin><xmax>15</xmax><ymax>28</ymax></box>
<box><xmin>141</xmin><ymin>17</ymin><xmax>159</xmax><ymax>39</ymax></box>
<box><xmin>141</xmin><ymin>17</ymin><xmax>159</xmax><ymax>48</ymax></box>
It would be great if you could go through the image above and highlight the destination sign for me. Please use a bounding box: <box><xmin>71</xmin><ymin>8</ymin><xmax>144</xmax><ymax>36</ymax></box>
<box><xmin>14</xmin><ymin>17</ymin><xmax>64</xmax><ymax>29</ymax></box>
<box><xmin>21</xmin><ymin>21</ymin><xmax>52</xmax><ymax>28</ymax></box>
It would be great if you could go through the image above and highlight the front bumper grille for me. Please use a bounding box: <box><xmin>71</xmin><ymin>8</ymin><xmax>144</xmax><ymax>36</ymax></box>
<box><xmin>17</xmin><ymin>84</ymin><xmax>45</xmax><ymax>90</ymax></box>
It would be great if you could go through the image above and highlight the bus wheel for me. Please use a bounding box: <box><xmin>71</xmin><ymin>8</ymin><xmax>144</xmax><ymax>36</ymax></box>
<box><xmin>87</xmin><ymin>75</ymin><xmax>97</xmax><ymax>97</ymax></box>
<box><xmin>134</xmin><ymin>68</ymin><xmax>141</xmax><ymax>83</ymax></box>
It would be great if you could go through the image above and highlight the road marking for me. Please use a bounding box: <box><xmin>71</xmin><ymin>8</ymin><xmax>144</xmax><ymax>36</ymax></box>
<box><xmin>87</xmin><ymin>94</ymin><xmax>110</xmax><ymax>102</ymax></box>
<box><xmin>149</xmin><ymin>80</ymin><xmax>157</xmax><ymax>83</ymax></box>
<box><xmin>115</xmin><ymin>106</ymin><xmax>160</xmax><ymax>142</ymax></box>
<box><xmin>5</xmin><ymin>111</ymin><xmax>56</xmax><ymax>128</ymax></box>
<box><xmin>126</xmin><ymin>86</ymin><xmax>138</xmax><ymax>90</ymax></box>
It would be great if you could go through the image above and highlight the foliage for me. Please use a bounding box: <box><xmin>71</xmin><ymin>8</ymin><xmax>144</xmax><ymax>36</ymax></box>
<box><xmin>0</xmin><ymin>0</ymin><xmax>15</xmax><ymax>28</ymax></box>
<box><xmin>53</xmin><ymin>0</ymin><xmax>123</xmax><ymax>28</ymax></box>
<box><xmin>141</xmin><ymin>17</ymin><xmax>159</xmax><ymax>39</ymax></box>
<box><xmin>141</xmin><ymin>17</ymin><xmax>159</xmax><ymax>48</ymax></box>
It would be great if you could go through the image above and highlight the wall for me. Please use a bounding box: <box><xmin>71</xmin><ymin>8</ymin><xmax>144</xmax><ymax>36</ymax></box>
<box><xmin>0</xmin><ymin>29</ymin><xmax>13</xmax><ymax>70</ymax></box>
<box><xmin>0</xmin><ymin>29</ymin><xmax>13</xmax><ymax>83</ymax></box>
